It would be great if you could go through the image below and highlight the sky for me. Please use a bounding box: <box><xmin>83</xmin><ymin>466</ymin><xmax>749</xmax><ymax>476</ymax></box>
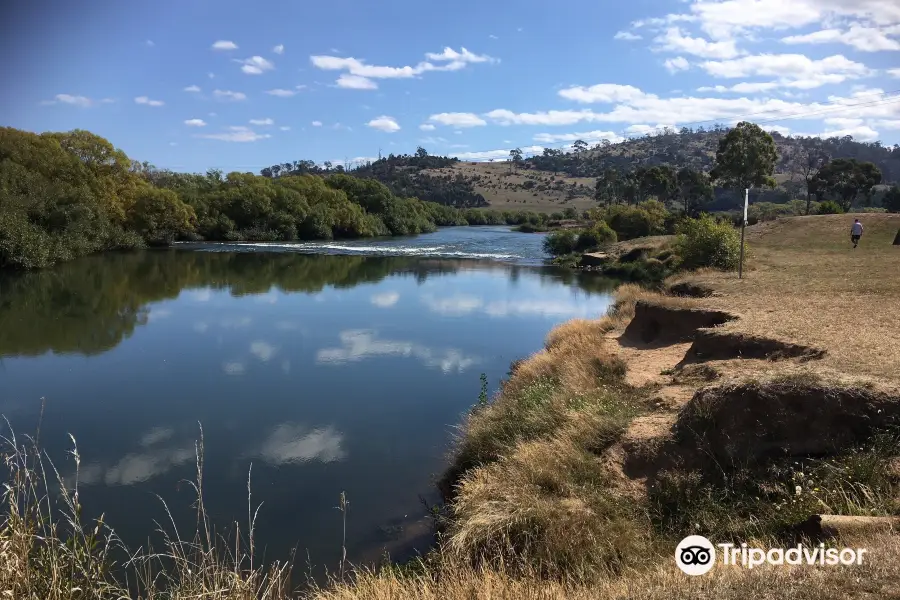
<box><xmin>3</xmin><ymin>0</ymin><xmax>900</xmax><ymax>173</ymax></box>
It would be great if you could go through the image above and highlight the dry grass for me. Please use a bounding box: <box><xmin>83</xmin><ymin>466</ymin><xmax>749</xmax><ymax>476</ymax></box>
<box><xmin>313</xmin><ymin>534</ymin><xmax>900</xmax><ymax>600</ymax></box>
<box><xmin>672</xmin><ymin>213</ymin><xmax>900</xmax><ymax>382</ymax></box>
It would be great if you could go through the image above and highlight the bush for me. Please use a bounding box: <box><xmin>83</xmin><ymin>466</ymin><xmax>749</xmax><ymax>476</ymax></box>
<box><xmin>543</xmin><ymin>230</ymin><xmax>577</xmax><ymax>256</ymax></box>
<box><xmin>817</xmin><ymin>200</ymin><xmax>844</xmax><ymax>215</ymax></box>
<box><xmin>603</xmin><ymin>205</ymin><xmax>661</xmax><ymax>240</ymax></box>
<box><xmin>575</xmin><ymin>222</ymin><xmax>617</xmax><ymax>252</ymax></box>
<box><xmin>675</xmin><ymin>214</ymin><xmax>742</xmax><ymax>271</ymax></box>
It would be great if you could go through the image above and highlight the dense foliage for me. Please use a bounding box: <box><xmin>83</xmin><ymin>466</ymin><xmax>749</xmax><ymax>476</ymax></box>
<box><xmin>811</xmin><ymin>158</ymin><xmax>883</xmax><ymax>212</ymax></box>
<box><xmin>0</xmin><ymin>128</ymin><xmax>547</xmax><ymax>270</ymax></box>
<box><xmin>261</xmin><ymin>147</ymin><xmax>488</xmax><ymax>208</ymax></box>
<box><xmin>675</xmin><ymin>214</ymin><xmax>743</xmax><ymax>271</ymax></box>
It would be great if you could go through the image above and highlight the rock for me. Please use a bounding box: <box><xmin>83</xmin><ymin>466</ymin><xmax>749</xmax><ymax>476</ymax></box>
<box><xmin>580</xmin><ymin>252</ymin><xmax>611</xmax><ymax>267</ymax></box>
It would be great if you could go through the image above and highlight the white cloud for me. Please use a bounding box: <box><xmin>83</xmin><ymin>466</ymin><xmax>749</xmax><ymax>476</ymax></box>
<box><xmin>253</xmin><ymin>424</ymin><xmax>345</xmax><ymax>466</ymax></box>
<box><xmin>680</xmin><ymin>0</ymin><xmax>900</xmax><ymax>40</ymax></box>
<box><xmin>184</xmin><ymin>118</ymin><xmax>207</xmax><ymax>127</ymax></box>
<box><xmin>874</xmin><ymin>119</ymin><xmax>900</xmax><ymax>129</ymax></box>
<box><xmin>280</xmin><ymin>126</ymin><xmax>291</xmax><ymax>131</ymax></box>
<box><xmin>367</xmin><ymin>115</ymin><xmax>401</xmax><ymax>132</ymax></box>
<box><xmin>212</xmin><ymin>40</ymin><xmax>238</xmax><ymax>50</ymax></box>
<box><xmin>41</xmin><ymin>93</ymin><xmax>93</xmax><ymax>107</ymax></box>
<box><xmin>890</xmin><ymin>68</ymin><xmax>900</xmax><ymax>78</ymax></box>
<box><xmin>250</xmin><ymin>340</ymin><xmax>278</xmax><ymax>362</ymax></box>
<box><xmin>213</xmin><ymin>89</ymin><xmax>247</xmax><ymax>101</ymax></box>
<box><xmin>273</xmin><ymin>44</ymin><xmax>285</xmax><ymax>54</ymax></box>
<box><xmin>614</xmin><ymin>31</ymin><xmax>643</xmax><ymax>40</ymax></box>
<box><xmin>371</xmin><ymin>291</ymin><xmax>400</xmax><ymax>307</ymax></box>
<box><xmin>249</xmin><ymin>117</ymin><xmax>274</xmax><ymax>125</ymax></box>
<box><xmin>222</xmin><ymin>361</ymin><xmax>246</xmax><ymax>375</ymax></box>
<box><xmin>196</xmin><ymin>126</ymin><xmax>271</xmax><ymax>142</ymax></box>
<box><xmin>428</xmin><ymin>112</ymin><xmax>488</xmax><ymax>127</ymax></box>
<box><xmin>699</xmin><ymin>53</ymin><xmax>872</xmax><ymax>89</ymax></box>
<box><xmin>782</xmin><ymin>24</ymin><xmax>900</xmax><ymax>51</ymax></box>
<box><xmin>135</xmin><ymin>96</ymin><xmax>164</xmax><ymax>107</ymax></box>
<box><xmin>311</xmin><ymin>46</ymin><xmax>496</xmax><ymax>88</ymax></box>
<box><xmin>336</xmin><ymin>74</ymin><xmax>378</xmax><ymax>89</ymax></box>
<box><xmin>316</xmin><ymin>330</ymin><xmax>480</xmax><ymax>374</ymax></box>
<box><xmin>655</xmin><ymin>27</ymin><xmax>742</xmax><ymax>58</ymax></box>
<box><xmin>265</xmin><ymin>88</ymin><xmax>297</xmax><ymax>97</ymax></box>
<box><xmin>452</xmin><ymin>146</ymin><xmax>544</xmax><ymax>161</ymax></box>
<box><xmin>235</xmin><ymin>55</ymin><xmax>275</xmax><ymax>75</ymax></box>
<box><xmin>533</xmin><ymin>130</ymin><xmax>624</xmax><ymax>144</ymax></box>
<box><xmin>558</xmin><ymin>83</ymin><xmax>646</xmax><ymax>104</ymax></box>
<box><xmin>311</xmin><ymin>120</ymin><xmax>323</xmax><ymax>126</ymax></box>
<box><xmin>424</xmin><ymin>47</ymin><xmax>496</xmax><ymax>64</ymax></box>
<box><xmin>664</xmin><ymin>56</ymin><xmax>691</xmax><ymax>73</ymax></box>
<box><xmin>489</xmin><ymin>34</ymin><xmax>499</xmax><ymax>39</ymax></box>
<box><xmin>419</xmin><ymin>123</ymin><xmax>436</xmax><ymax>131</ymax></box>
<box><xmin>697</xmin><ymin>81</ymin><xmax>781</xmax><ymax>93</ymax></box>
<box><xmin>183</xmin><ymin>85</ymin><xmax>201</xmax><ymax>92</ymax></box>
<box><xmin>420</xmin><ymin>293</ymin><xmax>600</xmax><ymax>318</ymax></box>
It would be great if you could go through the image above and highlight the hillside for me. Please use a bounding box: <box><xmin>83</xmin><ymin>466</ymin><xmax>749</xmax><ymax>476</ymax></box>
<box><xmin>418</xmin><ymin>129</ymin><xmax>900</xmax><ymax>213</ymax></box>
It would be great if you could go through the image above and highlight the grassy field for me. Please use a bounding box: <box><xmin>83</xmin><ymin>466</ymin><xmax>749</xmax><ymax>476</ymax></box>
<box><xmin>3</xmin><ymin>214</ymin><xmax>900</xmax><ymax>599</ymax></box>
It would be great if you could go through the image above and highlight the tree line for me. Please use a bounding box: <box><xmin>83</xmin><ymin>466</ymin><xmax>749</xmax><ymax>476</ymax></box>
<box><xmin>260</xmin><ymin>146</ymin><xmax>489</xmax><ymax>208</ymax></box>
<box><xmin>0</xmin><ymin>128</ymin><xmax>542</xmax><ymax>270</ymax></box>
<box><xmin>589</xmin><ymin>123</ymin><xmax>897</xmax><ymax>215</ymax></box>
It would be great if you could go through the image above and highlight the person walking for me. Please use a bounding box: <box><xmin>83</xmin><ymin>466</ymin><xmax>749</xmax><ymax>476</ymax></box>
<box><xmin>850</xmin><ymin>218</ymin><xmax>864</xmax><ymax>248</ymax></box>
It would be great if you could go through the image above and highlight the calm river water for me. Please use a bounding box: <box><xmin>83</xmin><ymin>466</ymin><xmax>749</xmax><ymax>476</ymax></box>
<box><xmin>0</xmin><ymin>226</ymin><xmax>615</xmax><ymax>572</ymax></box>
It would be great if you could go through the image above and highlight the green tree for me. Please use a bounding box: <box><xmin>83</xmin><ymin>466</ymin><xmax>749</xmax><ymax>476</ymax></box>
<box><xmin>811</xmin><ymin>159</ymin><xmax>882</xmax><ymax>212</ymax></box>
<box><xmin>127</xmin><ymin>186</ymin><xmax>197</xmax><ymax>245</ymax></box>
<box><xmin>710</xmin><ymin>121</ymin><xmax>778</xmax><ymax>199</ymax></box>
<box><xmin>882</xmin><ymin>186</ymin><xmax>900</xmax><ymax>213</ymax></box>
<box><xmin>675</xmin><ymin>167</ymin><xmax>713</xmax><ymax>216</ymax></box>
<box><xmin>675</xmin><ymin>214</ymin><xmax>742</xmax><ymax>271</ymax></box>
<box><xmin>509</xmin><ymin>148</ymin><xmax>523</xmax><ymax>173</ymax></box>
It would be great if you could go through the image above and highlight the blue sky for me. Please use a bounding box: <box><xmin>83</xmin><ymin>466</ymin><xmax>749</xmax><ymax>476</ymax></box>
<box><xmin>4</xmin><ymin>0</ymin><xmax>900</xmax><ymax>173</ymax></box>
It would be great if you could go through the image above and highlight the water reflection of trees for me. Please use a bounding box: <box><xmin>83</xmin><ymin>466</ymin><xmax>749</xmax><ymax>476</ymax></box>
<box><xmin>0</xmin><ymin>250</ymin><xmax>618</xmax><ymax>357</ymax></box>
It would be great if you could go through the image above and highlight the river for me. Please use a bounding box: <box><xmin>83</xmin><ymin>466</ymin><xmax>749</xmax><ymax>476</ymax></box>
<box><xmin>0</xmin><ymin>226</ymin><xmax>615</xmax><ymax>573</ymax></box>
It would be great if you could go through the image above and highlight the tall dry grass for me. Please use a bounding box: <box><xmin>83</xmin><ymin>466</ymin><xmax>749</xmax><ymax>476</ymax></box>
<box><xmin>0</xmin><ymin>421</ymin><xmax>295</xmax><ymax>599</ymax></box>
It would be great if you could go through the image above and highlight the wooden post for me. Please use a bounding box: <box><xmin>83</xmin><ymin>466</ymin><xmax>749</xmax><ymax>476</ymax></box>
<box><xmin>738</xmin><ymin>188</ymin><xmax>748</xmax><ymax>279</ymax></box>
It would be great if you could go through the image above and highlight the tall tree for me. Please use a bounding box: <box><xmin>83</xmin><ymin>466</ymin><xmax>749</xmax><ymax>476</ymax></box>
<box><xmin>675</xmin><ymin>167</ymin><xmax>713</xmax><ymax>216</ymax></box>
<box><xmin>883</xmin><ymin>186</ymin><xmax>900</xmax><ymax>213</ymax></box>
<box><xmin>797</xmin><ymin>143</ymin><xmax>829</xmax><ymax>215</ymax></box>
<box><xmin>811</xmin><ymin>158</ymin><xmax>882</xmax><ymax>212</ymax></box>
<box><xmin>509</xmin><ymin>148</ymin><xmax>523</xmax><ymax>173</ymax></box>
<box><xmin>710</xmin><ymin>121</ymin><xmax>778</xmax><ymax>202</ymax></box>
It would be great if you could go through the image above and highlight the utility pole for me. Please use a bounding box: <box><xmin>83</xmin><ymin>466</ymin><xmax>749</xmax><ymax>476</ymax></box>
<box><xmin>739</xmin><ymin>188</ymin><xmax>748</xmax><ymax>279</ymax></box>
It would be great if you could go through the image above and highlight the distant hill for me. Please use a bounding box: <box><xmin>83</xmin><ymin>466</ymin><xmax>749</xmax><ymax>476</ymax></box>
<box><xmin>262</xmin><ymin>130</ymin><xmax>900</xmax><ymax>213</ymax></box>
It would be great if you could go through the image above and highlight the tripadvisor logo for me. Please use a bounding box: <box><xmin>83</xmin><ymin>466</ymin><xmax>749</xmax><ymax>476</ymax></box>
<box><xmin>675</xmin><ymin>535</ymin><xmax>716</xmax><ymax>576</ymax></box>
<box><xmin>675</xmin><ymin>535</ymin><xmax>868</xmax><ymax>576</ymax></box>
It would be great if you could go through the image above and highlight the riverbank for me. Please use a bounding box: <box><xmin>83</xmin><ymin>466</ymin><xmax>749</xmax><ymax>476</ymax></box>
<box><xmin>4</xmin><ymin>214</ymin><xmax>900</xmax><ymax>598</ymax></box>
<box><xmin>314</xmin><ymin>213</ymin><xmax>900</xmax><ymax>598</ymax></box>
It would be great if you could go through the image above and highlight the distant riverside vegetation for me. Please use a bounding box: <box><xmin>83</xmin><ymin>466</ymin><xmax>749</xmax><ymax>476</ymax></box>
<box><xmin>0</xmin><ymin>128</ymin><xmax>549</xmax><ymax>270</ymax></box>
<box><xmin>3</xmin><ymin>125</ymin><xmax>899</xmax><ymax>270</ymax></box>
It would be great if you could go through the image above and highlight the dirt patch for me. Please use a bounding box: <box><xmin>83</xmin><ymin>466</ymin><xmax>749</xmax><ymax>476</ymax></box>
<box><xmin>674</xmin><ymin>379</ymin><xmax>900</xmax><ymax>464</ymax></box>
<box><xmin>685</xmin><ymin>330</ymin><xmax>826</xmax><ymax>362</ymax></box>
<box><xmin>668</xmin><ymin>281</ymin><xmax>716</xmax><ymax>298</ymax></box>
<box><xmin>621</xmin><ymin>301</ymin><xmax>736</xmax><ymax>346</ymax></box>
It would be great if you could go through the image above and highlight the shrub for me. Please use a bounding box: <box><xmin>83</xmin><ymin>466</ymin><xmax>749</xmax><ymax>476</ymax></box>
<box><xmin>542</xmin><ymin>230</ymin><xmax>577</xmax><ymax>256</ymax></box>
<box><xmin>817</xmin><ymin>200</ymin><xmax>844</xmax><ymax>215</ymax></box>
<box><xmin>603</xmin><ymin>205</ymin><xmax>661</xmax><ymax>240</ymax></box>
<box><xmin>575</xmin><ymin>222</ymin><xmax>617</xmax><ymax>252</ymax></box>
<box><xmin>675</xmin><ymin>214</ymin><xmax>742</xmax><ymax>271</ymax></box>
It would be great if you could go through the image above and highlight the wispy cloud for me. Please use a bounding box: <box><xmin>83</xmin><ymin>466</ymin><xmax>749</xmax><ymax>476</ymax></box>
<box><xmin>428</xmin><ymin>112</ymin><xmax>487</xmax><ymax>127</ymax></box>
<box><xmin>41</xmin><ymin>93</ymin><xmax>94</xmax><ymax>107</ymax></box>
<box><xmin>317</xmin><ymin>330</ymin><xmax>480</xmax><ymax>374</ymax></box>
<box><xmin>135</xmin><ymin>96</ymin><xmax>165</xmax><ymax>107</ymax></box>
<box><xmin>249</xmin><ymin>117</ymin><xmax>274</xmax><ymax>125</ymax></box>
<box><xmin>336</xmin><ymin>74</ymin><xmax>378</xmax><ymax>89</ymax></box>
<box><xmin>213</xmin><ymin>89</ymin><xmax>247</xmax><ymax>101</ymax></box>
<box><xmin>265</xmin><ymin>88</ymin><xmax>297</xmax><ymax>97</ymax></box>
<box><xmin>311</xmin><ymin>120</ymin><xmax>323</xmax><ymax>126</ymax></box>
<box><xmin>273</xmin><ymin>44</ymin><xmax>285</xmax><ymax>55</ymax></box>
<box><xmin>196</xmin><ymin>125</ymin><xmax>271</xmax><ymax>142</ymax></box>
<box><xmin>235</xmin><ymin>55</ymin><xmax>275</xmax><ymax>75</ymax></box>
<box><xmin>183</xmin><ymin>85</ymin><xmax>201</xmax><ymax>92</ymax></box>
<box><xmin>251</xmin><ymin>423</ymin><xmax>346</xmax><ymax>466</ymax></box>
<box><xmin>184</xmin><ymin>118</ymin><xmax>207</xmax><ymax>127</ymax></box>
<box><xmin>614</xmin><ymin>31</ymin><xmax>642</xmax><ymax>41</ymax></box>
